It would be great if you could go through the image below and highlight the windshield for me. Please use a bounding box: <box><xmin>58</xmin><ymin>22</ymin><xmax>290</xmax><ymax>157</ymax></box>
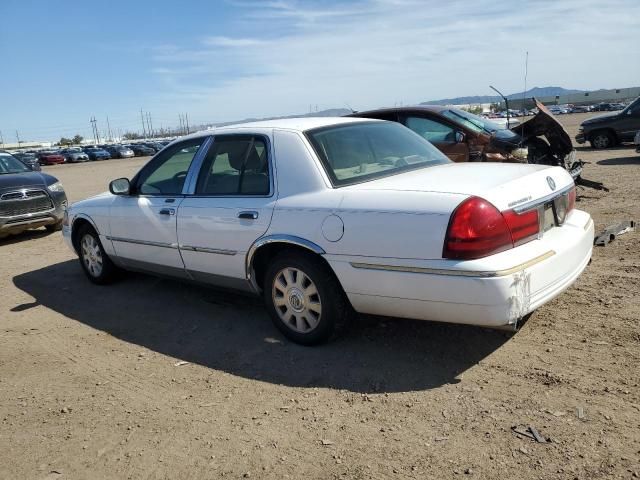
<box><xmin>306</xmin><ymin>121</ymin><xmax>450</xmax><ymax>186</ymax></box>
<box><xmin>441</xmin><ymin>108</ymin><xmax>505</xmax><ymax>134</ymax></box>
<box><xmin>0</xmin><ymin>153</ymin><xmax>30</xmax><ymax>174</ymax></box>
<box><xmin>623</xmin><ymin>97</ymin><xmax>640</xmax><ymax>115</ymax></box>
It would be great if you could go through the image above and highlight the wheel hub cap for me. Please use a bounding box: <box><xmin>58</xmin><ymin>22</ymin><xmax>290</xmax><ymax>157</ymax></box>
<box><xmin>288</xmin><ymin>288</ymin><xmax>305</xmax><ymax>312</ymax></box>
<box><xmin>81</xmin><ymin>234</ymin><xmax>103</xmax><ymax>277</ymax></box>
<box><xmin>272</xmin><ymin>267</ymin><xmax>322</xmax><ymax>333</ymax></box>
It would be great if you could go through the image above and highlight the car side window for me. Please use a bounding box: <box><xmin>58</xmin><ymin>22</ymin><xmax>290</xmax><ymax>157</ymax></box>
<box><xmin>405</xmin><ymin>116</ymin><xmax>456</xmax><ymax>143</ymax></box>
<box><xmin>136</xmin><ymin>139</ymin><xmax>202</xmax><ymax>195</ymax></box>
<box><xmin>195</xmin><ymin>135</ymin><xmax>270</xmax><ymax>196</ymax></box>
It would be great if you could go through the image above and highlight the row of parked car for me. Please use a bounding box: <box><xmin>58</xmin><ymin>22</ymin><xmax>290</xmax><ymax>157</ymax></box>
<box><xmin>11</xmin><ymin>140</ymin><xmax>174</xmax><ymax>168</ymax></box>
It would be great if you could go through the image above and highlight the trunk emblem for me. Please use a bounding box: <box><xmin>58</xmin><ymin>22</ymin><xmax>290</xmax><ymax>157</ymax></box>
<box><xmin>546</xmin><ymin>176</ymin><xmax>556</xmax><ymax>191</ymax></box>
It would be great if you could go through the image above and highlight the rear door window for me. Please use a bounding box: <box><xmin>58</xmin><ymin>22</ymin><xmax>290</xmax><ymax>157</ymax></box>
<box><xmin>195</xmin><ymin>136</ymin><xmax>270</xmax><ymax>196</ymax></box>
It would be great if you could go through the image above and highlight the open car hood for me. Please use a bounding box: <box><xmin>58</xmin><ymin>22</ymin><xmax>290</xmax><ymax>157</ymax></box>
<box><xmin>511</xmin><ymin>98</ymin><xmax>573</xmax><ymax>157</ymax></box>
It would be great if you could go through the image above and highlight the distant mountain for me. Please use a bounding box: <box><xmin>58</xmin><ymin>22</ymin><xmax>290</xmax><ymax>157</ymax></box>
<box><xmin>420</xmin><ymin>86</ymin><xmax>585</xmax><ymax>106</ymax></box>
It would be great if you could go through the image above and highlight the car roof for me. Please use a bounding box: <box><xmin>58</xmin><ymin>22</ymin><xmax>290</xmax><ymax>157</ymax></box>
<box><xmin>179</xmin><ymin>116</ymin><xmax>381</xmax><ymax>142</ymax></box>
<box><xmin>349</xmin><ymin>105</ymin><xmax>450</xmax><ymax>116</ymax></box>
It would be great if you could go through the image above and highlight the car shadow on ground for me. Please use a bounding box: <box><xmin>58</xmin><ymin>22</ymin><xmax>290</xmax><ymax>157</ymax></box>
<box><xmin>597</xmin><ymin>156</ymin><xmax>639</xmax><ymax>166</ymax></box>
<box><xmin>0</xmin><ymin>228</ymin><xmax>57</xmax><ymax>246</ymax></box>
<box><xmin>13</xmin><ymin>260</ymin><xmax>511</xmax><ymax>393</ymax></box>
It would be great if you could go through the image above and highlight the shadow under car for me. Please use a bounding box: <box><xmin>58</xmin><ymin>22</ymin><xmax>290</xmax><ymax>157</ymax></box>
<box><xmin>13</xmin><ymin>259</ymin><xmax>511</xmax><ymax>393</ymax></box>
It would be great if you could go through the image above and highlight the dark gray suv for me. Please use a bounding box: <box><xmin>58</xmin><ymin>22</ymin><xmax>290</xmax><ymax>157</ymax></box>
<box><xmin>576</xmin><ymin>97</ymin><xmax>640</xmax><ymax>148</ymax></box>
<box><xmin>0</xmin><ymin>151</ymin><xmax>67</xmax><ymax>238</ymax></box>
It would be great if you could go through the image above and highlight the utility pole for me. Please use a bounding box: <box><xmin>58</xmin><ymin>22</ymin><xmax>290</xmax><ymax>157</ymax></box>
<box><xmin>0</xmin><ymin>130</ymin><xmax>4</xmax><ymax>148</ymax></box>
<box><xmin>90</xmin><ymin>117</ymin><xmax>99</xmax><ymax>144</ymax></box>
<box><xmin>106</xmin><ymin>116</ymin><xmax>112</xmax><ymax>142</ymax></box>
<box><xmin>146</xmin><ymin>112</ymin><xmax>153</xmax><ymax>138</ymax></box>
<box><xmin>16</xmin><ymin>130</ymin><xmax>22</xmax><ymax>146</ymax></box>
<box><xmin>178</xmin><ymin>114</ymin><xmax>184</xmax><ymax>135</ymax></box>
<box><xmin>185</xmin><ymin>113</ymin><xmax>190</xmax><ymax>134</ymax></box>
<box><xmin>140</xmin><ymin>108</ymin><xmax>147</xmax><ymax>138</ymax></box>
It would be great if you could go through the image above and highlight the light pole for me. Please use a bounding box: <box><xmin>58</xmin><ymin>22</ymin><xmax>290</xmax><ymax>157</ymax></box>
<box><xmin>490</xmin><ymin>85</ymin><xmax>510</xmax><ymax>129</ymax></box>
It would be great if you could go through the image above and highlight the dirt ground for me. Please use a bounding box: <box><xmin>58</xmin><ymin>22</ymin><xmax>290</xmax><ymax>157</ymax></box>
<box><xmin>1</xmin><ymin>114</ymin><xmax>639</xmax><ymax>480</ymax></box>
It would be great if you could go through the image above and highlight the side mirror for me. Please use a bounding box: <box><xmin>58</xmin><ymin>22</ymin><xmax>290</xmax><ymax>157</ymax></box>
<box><xmin>109</xmin><ymin>178</ymin><xmax>131</xmax><ymax>195</ymax></box>
<box><xmin>30</xmin><ymin>162</ymin><xmax>42</xmax><ymax>172</ymax></box>
<box><xmin>455</xmin><ymin>131</ymin><xmax>466</xmax><ymax>143</ymax></box>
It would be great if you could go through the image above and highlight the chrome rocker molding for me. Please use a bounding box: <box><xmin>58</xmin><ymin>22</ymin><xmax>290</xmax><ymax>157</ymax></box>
<box><xmin>179</xmin><ymin>245</ymin><xmax>237</xmax><ymax>255</ymax></box>
<box><xmin>350</xmin><ymin>250</ymin><xmax>556</xmax><ymax>278</ymax></box>
<box><xmin>106</xmin><ymin>236</ymin><xmax>179</xmax><ymax>249</ymax></box>
<box><xmin>245</xmin><ymin>234</ymin><xmax>326</xmax><ymax>291</ymax></box>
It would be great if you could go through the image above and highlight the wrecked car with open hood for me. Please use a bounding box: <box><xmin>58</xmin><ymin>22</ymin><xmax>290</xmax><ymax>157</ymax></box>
<box><xmin>349</xmin><ymin>99</ymin><xmax>598</xmax><ymax>187</ymax></box>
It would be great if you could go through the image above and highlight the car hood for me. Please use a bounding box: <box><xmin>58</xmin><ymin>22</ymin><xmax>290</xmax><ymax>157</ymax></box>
<box><xmin>581</xmin><ymin>111</ymin><xmax>620</xmax><ymax>125</ymax></box>
<box><xmin>510</xmin><ymin>99</ymin><xmax>573</xmax><ymax>157</ymax></box>
<box><xmin>342</xmin><ymin>161</ymin><xmax>572</xmax><ymax>212</ymax></box>
<box><xmin>0</xmin><ymin>171</ymin><xmax>57</xmax><ymax>192</ymax></box>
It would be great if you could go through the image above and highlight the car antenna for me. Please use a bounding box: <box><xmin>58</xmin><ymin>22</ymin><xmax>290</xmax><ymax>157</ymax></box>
<box><xmin>490</xmin><ymin>85</ymin><xmax>510</xmax><ymax>129</ymax></box>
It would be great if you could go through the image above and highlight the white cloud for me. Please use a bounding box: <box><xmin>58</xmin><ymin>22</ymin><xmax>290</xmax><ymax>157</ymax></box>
<box><xmin>203</xmin><ymin>36</ymin><xmax>267</xmax><ymax>47</ymax></box>
<box><xmin>149</xmin><ymin>0</ymin><xmax>640</xmax><ymax>124</ymax></box>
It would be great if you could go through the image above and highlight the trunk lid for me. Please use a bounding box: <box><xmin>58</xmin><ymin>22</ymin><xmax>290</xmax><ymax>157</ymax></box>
<box><xmin>343</xmin><ymin>162</ymin><xmax>573</xmax><ymax>211</ymax></box>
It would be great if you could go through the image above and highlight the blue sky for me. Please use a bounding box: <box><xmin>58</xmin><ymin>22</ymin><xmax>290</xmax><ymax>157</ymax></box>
<box><xmin>1</xmin><ymin>0</ymin><xmax>639</xmax><ymax>142</ymax></box>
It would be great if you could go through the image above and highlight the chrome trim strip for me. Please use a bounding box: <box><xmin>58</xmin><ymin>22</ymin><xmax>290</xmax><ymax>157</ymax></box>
<box><xmin>179</xmin><ymin>244</ymin><xmax>237</xmax><ymax>255</ymax></box>
<box><xmin>350</xmin><ymin>251</ymin><xmax>556</xmax><ymax>278</ymax></box>
<box><xmin>513</xmin><ymin>184</ymin><xmax>573</xmax><ymax>213</ymax></box>
<box><xmin>245</xmin><ymin>234</ymin><xmax>326</xmax><ymax>290</ymax></box>
<box><xmin>0</xmin><ymin>188</ymin><xmax>49</xmax><ymax>201</ymax></box>
<box><xmin>106</xmin><ymin>236</ymin><xmax>178</xmax><ymax>249</ymax></box>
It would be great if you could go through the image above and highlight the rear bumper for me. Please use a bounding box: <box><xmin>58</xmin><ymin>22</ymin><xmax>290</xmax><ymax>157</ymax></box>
<box><xmin>328</xmin><ymin>210</ymin><xmax>594</xmax><ymax>328</ymax></box>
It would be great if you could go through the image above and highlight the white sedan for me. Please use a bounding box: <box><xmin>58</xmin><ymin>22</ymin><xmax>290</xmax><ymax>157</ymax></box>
<box><xmin>63</xmin><ymin>117</ymin><xmax>594</xmax><ymax>345</ymax></box>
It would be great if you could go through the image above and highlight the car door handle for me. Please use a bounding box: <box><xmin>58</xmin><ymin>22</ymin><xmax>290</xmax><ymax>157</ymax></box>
<box><xmin>238</xmin><ymin>211</ymin><xmax>259</xmax><ymax>220</ymax></box>
<box><xmin>159</xmin><ymin>208</ymin><xmax>175</xmax><ymax>216</ymax></box>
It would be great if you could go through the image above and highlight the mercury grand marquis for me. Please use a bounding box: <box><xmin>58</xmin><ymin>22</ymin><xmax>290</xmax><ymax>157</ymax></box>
<box><xmin>63</xmin><ymin>117</ymin><xmax>594</xmax><ymax>344</ymax></box>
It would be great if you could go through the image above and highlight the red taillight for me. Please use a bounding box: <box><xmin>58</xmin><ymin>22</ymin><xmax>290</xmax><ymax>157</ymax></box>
<box><xmin>567</xmin><ymin>186</ymin><xmax>576</xmax><ymax>212</ymax></box>
<box><xmin>443</xmin><ymin>197</ymin><xmax>540</xmax><ymax>260</ymax></box>
<box><xmin>443</xmin><ymin>197</ymin><xmax>513</xmax><ymax>260</ymax></box>
<box><xmin>502</xmin><ymin>208</ymin><xmax>539</xmax><ymax>246</ymax></box>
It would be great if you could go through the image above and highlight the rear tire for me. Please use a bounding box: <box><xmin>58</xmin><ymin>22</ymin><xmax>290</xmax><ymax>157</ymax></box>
<box><xmin>590</xmin><ymin>131</ymin><xmax>614</xmax><ymax>149</ymax></box>
<box><xmin>263</xmin><ymin>252</ymin><xmax>350</xmax><ymax>345</ymax></box>
<box><xmin>76</xmin><ymin>224</ymin><xmax>119</xmax><ymax>285</ymax></box>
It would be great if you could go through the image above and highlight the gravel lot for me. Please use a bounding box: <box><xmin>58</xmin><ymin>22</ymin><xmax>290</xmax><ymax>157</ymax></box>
<box><xmin>1</xmin><ymin>114</ymin><xmax>639</xmax><ymax>479</ymax></box>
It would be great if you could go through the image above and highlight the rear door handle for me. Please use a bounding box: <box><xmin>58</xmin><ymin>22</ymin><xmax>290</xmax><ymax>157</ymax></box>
<box><xmin>238</xmin><ymin>211</ymin><xmax>259</xmax><ymax>220</ymax></box>
<box><xmin>159</xmin><ymin>208</ymin><xmax>175</xmax><ymax>216</ymax></box>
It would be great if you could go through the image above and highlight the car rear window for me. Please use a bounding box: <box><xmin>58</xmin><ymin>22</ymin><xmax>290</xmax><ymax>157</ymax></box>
<box><xmin>306</xmin><ymin>121</ymin><xmax>450</xmax><ymax>186</ymax></box>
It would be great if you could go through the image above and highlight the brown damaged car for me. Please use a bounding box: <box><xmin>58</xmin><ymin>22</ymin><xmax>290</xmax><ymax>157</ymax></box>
<box><xmin>349</xmin><ymin>99</ymin><xmax>589</xmax><ymax>182</ymax></box>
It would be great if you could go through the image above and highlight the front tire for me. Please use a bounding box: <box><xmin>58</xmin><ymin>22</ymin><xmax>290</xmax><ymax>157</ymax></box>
<box><xmin>263</xmin><ymin>252</ymin><xmax>350</xmax><ymax>345</ymax></box>
<box><xmin>590</xmin><ymin>131</ymin><xmax>614</xmax><ymax>149</ymax></box>
<box><xmin>77</xmin><ymin>224</ymin><xmax>119</xmax><ymax>284</ymax></box>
